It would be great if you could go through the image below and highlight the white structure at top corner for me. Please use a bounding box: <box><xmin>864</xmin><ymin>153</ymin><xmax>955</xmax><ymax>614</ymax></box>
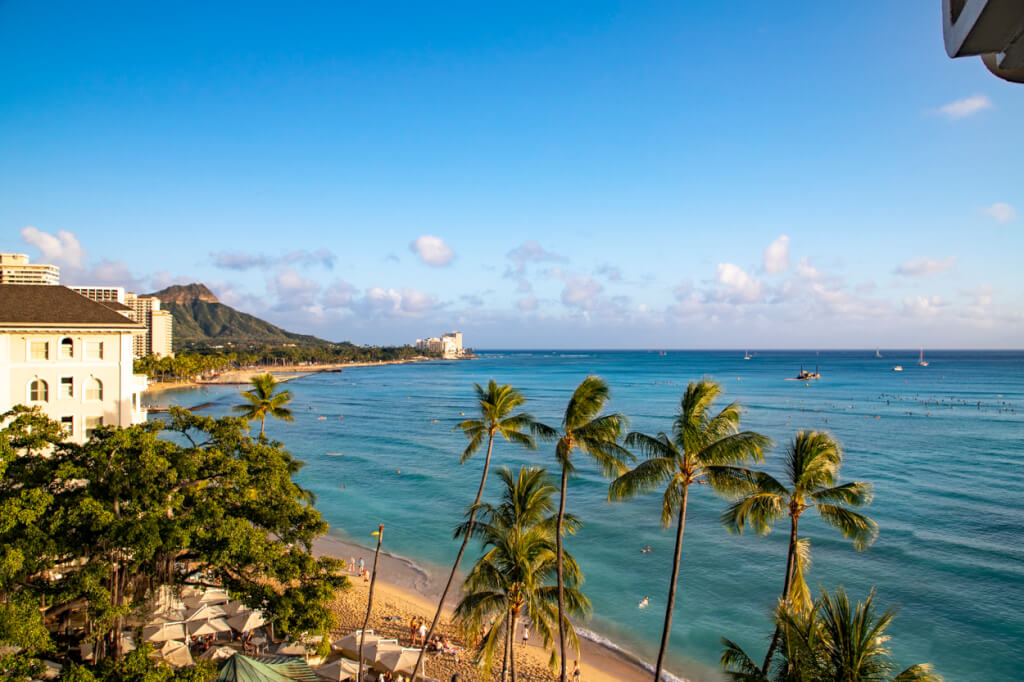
<box><xmin>0</xmin><ymin>253</ymin><xmax>60</xmax><ymax>285</ymax></box>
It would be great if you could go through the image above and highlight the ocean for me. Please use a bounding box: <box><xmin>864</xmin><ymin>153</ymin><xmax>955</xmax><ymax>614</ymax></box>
<box><xmin>153</xmin><ymin>350</ymin><xmax>1024</xmax><ymax>681</ymax></box>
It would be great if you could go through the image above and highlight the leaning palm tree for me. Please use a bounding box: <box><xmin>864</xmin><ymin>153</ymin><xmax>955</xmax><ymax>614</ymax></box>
<box><xmin>454</xmin><ymin>466</ymin><xmax>590</xmax><ymax>682</ymax></box>
<box><xmin>721</xmin><ymin>431</ymin><xmax>878</xmax><ymax>673</ymax></box>
<box><xmin>231</xmin><ymin>372</ymin><xmax>294</xmax><ymax>436</ymax></box>
<box><xmin>541</xmin><ymin>376</ymin><xmax>632</xmax><ymax>682</ymax></box>
<box><xmin>609</xmin><ymin>379</ymin><xmax>770</xmax><ymax>682</ymax></box>
<box><xmin>414</xmin><ymin>381</ymin><xmax>542</xmax><ymax>679</ymax></box>
<box><xmin>721</xmin><ymin>587</ymin><xmax>942</xmax><ymax>681</ymax></box>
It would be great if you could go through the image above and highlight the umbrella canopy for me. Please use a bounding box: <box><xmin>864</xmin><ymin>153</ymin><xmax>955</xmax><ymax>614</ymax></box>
<box><xmin>224</xmin><ymin>601</ymin><xmax>252</xmax><ymax>617</ymax></box>
<box><xmin>161</xmin><ymin>639</ymin><xmax>194</xmax><ymax>668</ymax></box>
<box><xmin>142</xmin><ymin>622</ymin><xmax>187</xmax><ymax>643</ymax></box>
<box><xmin>199</xmin><ymin>646</ymin><xmax>239</xmax><ymax>662</ymax></box>
<box><xmin>332</xmin><ymin>630</ymin><xmax>379</xmax><ymax>660</ymax></box>
<box><xmin>315</xmin><ymin>657</ymin><xmax>360</xmax><ymax>681</ymax></box>
<box><xmin>377</xmin><ymin>648</ymin><xmax>425</xmax><ymax>677</ymax></box>
<box><xmin>364</xmin><ymin>639</ymin><xmax>400</xmax><ymax>667</ymax></box>
<box><xmin>216</xmin><ymin>654</ymin><xmax>319</xmax><ymax>682</ymax></box>
<box><xmin>186</xmin><ymin>602</ymin><xmax>228</xmax><ymax>622</ymax></box>
<box><xmin>228</xmin><ymin>610</ymin><xmax>266</xmax><ymax>634</ymax></box>
<box><xmin>188</xmin><ymin>617</ymin><xmax>233</xmax><ymax>637</ymax></box>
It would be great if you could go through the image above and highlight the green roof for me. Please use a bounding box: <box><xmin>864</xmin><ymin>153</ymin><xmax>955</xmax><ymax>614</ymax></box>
<box><xmin>216</xmin><ymin>654</ymin><xmax>319</xmax><ymax>682</ymax></box>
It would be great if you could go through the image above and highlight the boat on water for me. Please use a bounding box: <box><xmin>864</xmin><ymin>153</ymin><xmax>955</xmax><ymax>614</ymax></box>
<box><xmin>795</xmin><ymin>365</ymin><xmax>820</xmax><ymax>380</ymax></box>
<box><xmin>892</xmin><ymin>365</ymin><xmax>903</xmax><ymax>372</ymax></box>
<box><xmin>919</xmin><ymin>349</ymin><xmax>929</xmax><ymax>367</ymax></box>
<box><xmin>875</xmin><ymin>348</ymin><xmax>883</xmax><ymax>358</ymax></box>
<box><xmin>744</xmin><ymin>350</ymin><xmax>752</xmax><ymax>360</ymax></box>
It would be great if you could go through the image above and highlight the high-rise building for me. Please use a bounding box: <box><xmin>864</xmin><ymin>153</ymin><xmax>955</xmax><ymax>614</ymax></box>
<box><xmin>0</xmin><ymin>253</ymin><xmax>60</xmax><ymax>285</ymax></box>
<box><xmin>416</xmin><ymin>331</ymin><xmax>464</xmax><ymax>359</ymax></box>
<box><xmin>72</xmin><ymin>287</ymin><xmax>174</xmax><ymax>358</ymax></box>
<box><xmin>0</xmin><ymin>285</ymin><xmax>149</xmax><ymax>444</ymax></box>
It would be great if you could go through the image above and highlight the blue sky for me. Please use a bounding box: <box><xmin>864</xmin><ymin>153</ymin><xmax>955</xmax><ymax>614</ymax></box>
<box><xmin>1</xmin><ymin>1</ymin><xmax>1021</xmax><ymax>348</ymax></box>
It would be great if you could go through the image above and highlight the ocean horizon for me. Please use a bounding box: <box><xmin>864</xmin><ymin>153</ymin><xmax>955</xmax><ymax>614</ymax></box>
<box><xmin>152</xmin><ymin>349</ymin><xmax>1024</xmax><ymax>681</ymax></box>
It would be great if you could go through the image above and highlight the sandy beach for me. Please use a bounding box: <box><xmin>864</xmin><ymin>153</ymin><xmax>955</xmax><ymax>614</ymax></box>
<box><xmin>314</xmin><ymin>534</ymin><xmax>653</xmax><ymax>682</ymax></box>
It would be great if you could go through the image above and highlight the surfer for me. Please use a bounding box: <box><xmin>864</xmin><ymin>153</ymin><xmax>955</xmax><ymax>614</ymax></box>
<box><xmin>638</xmin><ymin>596</ymin><xmax>649</xmax><ymax>609</ymax></box>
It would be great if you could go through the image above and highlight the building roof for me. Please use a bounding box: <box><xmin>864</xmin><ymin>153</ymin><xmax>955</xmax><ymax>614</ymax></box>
<box><xmin>99</xmin><ymin>300</ymin><xmax>132</xmax><ymax>312</ymax></box>
<box><xmin>216</xmin><ymin>654</ymin><xmax>319</xmax><ymax>682</ymax></box>
<box><xmin>0</xmin><ymin>285</ymin><xmax>144</xmax><ymax>328</ymax></box>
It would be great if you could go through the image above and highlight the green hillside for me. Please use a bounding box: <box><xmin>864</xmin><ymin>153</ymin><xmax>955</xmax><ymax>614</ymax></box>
<box><xmin>149</xmin><ymin>283</ymin><xmax>328</xmax><ymax>349</ymax></box>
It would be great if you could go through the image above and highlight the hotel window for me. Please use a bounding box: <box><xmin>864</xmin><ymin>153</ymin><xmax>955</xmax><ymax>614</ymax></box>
<box><xmin>60</xmin><ymin>416</ymin><xmax>74</xmax><ymax>436</ymax></box>
<box><xmin>85</xmin><ymin>416</ymin><xmax>103</xmax><ymax>439</ymax></box>
<box><xmin>60</xmin><ymin>337</ymin><xmax>74</xmax><ymax>359</ymax></box>
<box><xmin>85</xmin><ymin>378</ymin><xmax>103</xmax><ymax>401</ymax></box>
<box><xmin>29</xmin><ymin>379</ymin><xmax>48</xmax><ymax>402</ymax></box>
<box><xmin>60</xmin><ymin>377</ymin><xmax>74</xmax><ymax>398</ymax></box>
<box><xmin>86</xmin><ymin>341</ymin><xmax>104</xmax><ymax>360</ymax></box>
<box><xmin>30</xmin><ymin>341</ymin><xmax>49</xmax><ymax>360</ymax></box>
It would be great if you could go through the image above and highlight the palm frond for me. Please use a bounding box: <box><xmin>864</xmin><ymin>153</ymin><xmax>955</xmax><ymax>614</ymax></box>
<box><xmin>720</xmin><ymin>493</ymin><xmax>785</xmax><ymax>536</ymax></box>
<box><xmin>608</xmin><ymin>456</ymin><xmax>676</xmax><ymax>501</ymax></box>
<box><xmin>809</xmin><ymin>481</ymin><xmax>873</xmax><ymax>507</ymax></box>
<box><xmin>720</xmin><ymin>638</ymin><xmax>769</xmax><ymax>681</ymax></box>
<box><xmin>816</xmin><ymin>504</ymin><xmax>879</xmax><ymax>551</ymax></box>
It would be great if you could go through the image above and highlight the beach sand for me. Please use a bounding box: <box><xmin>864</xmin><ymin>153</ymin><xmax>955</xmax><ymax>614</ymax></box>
<box><xmin>314</xmin><ymin>535</ymin><xmax>653</xmax><ymax>682</ymax></box>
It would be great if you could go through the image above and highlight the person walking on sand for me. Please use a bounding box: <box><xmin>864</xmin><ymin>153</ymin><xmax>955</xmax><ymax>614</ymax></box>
<box><xmin>573</xmin><ymin>659</ymin><xmax>582</xmax><ymax>681</ymax></box>
<box><xmin>359</xmin><ymin>557</ymin><xmax>365</xmax><ymax>574</ymax></box>
<box><xmin>522</xmin><ymin>623</ymin><xmax>529</xmax><ymax>646</ymax></box>
<box><xmin>418</xmin><ymin>620</ymin><xmax>428</xmax><ymax>647</ymax></box>
<box><xmin>350</xmin><ymin>556</ymin><xmax>356</xmax><ymax>574</ymax></box>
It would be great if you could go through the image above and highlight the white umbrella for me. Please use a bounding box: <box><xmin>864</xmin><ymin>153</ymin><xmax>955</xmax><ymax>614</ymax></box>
<box><xmin>185</xmin><ymin>602</ymin><xmax>227</xmax><ymax>622</ymax></box>
<box><xmin>142</xmin><ymin>622</ymin><xmax>186</xmax><ymax>643</ymax></box>
<box><xmin>364</xmin><ymin>639</ymin><xmax>400</xmax><ymax>667</ymax></box>
<box><xmin>198</xmin><ymin>645</ymin><xmax>238</xmax><ymax>661</ymax></box>
<box><xmin>160</xmin><ymin>640</ymin><xmax>194</xmax><ymax>668</ymax></box>
<box><xmin>377</xmin><ymin>648</ymin><xmax>426</xmax><ymax>677</ymax></box>
<box><xmin>223</xmin><ymin>601</ymin><xmax>251</xmax><ymax>617</ymax></box>
<box><xmin>315</xmin><ymin>657</ymin><xmax>360</xmax><ymax>681</ymax></box>
<box><xmin>187</xmin><ymin>617</ymin><xmax>232</xmax><ymax>637</ymax></box>
<box><xmin>227</xmin><ymin>609</ymin><xmax>265</xmax><ymax>634</ymax></box>
<box><xmin>333</xmin><ymin>630</ymin><xmax>379</xmax><ymax>659</ymax></box>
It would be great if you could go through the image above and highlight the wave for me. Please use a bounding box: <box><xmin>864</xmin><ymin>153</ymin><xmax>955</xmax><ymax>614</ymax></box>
<box><xmin>576</xmin><ymin>626</ymin><xmax>692</xmax><ymax>682</ymax></box>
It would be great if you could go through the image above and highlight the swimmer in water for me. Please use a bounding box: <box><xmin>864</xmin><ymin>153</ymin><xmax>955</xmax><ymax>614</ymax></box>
<box><xmin>638</xmin><ymin>596</ymin><xmax>649</xmax><ymax>609</ymax></box>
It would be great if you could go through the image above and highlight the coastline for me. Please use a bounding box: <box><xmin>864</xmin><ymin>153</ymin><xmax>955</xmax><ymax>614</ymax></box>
<box><xmin>313</xmin><ymin>532</ymin><xmax>691</xmax><ymax>682</ymax></box>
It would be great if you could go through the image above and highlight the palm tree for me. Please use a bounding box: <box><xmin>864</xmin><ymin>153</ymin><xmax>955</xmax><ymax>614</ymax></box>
<box><xmin>721</xmin><ymin>431</ymin><xmax>878</xmax><ymax>673</ymax></box>
<box><xmin>540</xmin><ymin>375</ymin><xmax>632</xmax><ymax>682</ymax></box>
<box><xmin>454</xmin><ymin>466</ymin><xmax>590</xmax><ymax>682</ymax></box>
<box><xmin>414</xmin><ymin>381</ymin><xmax>542</xmax><ymax>679</ymax></box>
<box><xmin>609</xmin><ymin>379</ymin><xmax>770</xmax><ymax>682</ymax></box>
<box><xmin>231</xmin><ymin>372</ymin><xmax>294</xmax><ymax>437</ymax></box>
<box><xmin>721</xmin><ymin>587</ymin><xmax>942</xmax><ymax>681</ymax></box>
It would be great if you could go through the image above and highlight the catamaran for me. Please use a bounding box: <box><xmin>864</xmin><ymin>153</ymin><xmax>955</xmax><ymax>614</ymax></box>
<box><xmin>744</xmin><ymin>350</ymin><xmax>752</xmax><ymax>360</ymax></box>
<box><xmin>918</xmin><ymin>349</ymin><xmax>929</xmax><ymax>367</ymax></box>
<box><xmin>875</xmin><ymin>348</ymin><xmax>883</xmax><ymax>358</ymax></box>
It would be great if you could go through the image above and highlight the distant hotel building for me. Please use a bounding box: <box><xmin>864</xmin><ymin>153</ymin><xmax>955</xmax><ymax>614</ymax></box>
<box><xmin>0</xmin><ymin>253</ymin><xmax>60</xmax><ymax>285</ymax></box>
<box><xmin>416</xmin><ymin>331</ymin><xmax>465</xmax><ymax>359</ymax></box>
<box><xmin>69</xmin><ymin>287</ymin><xmax>174</xmax><ymax>359</ymax></box>
<box><xmin>0</xmin><ymin>285</ymin><xmax>149</xmax><ymax>444</ymax></box>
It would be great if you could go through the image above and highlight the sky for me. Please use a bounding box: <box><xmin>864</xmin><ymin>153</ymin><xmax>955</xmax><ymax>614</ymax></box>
<box><xmin>1</xmin><ymin>1</ymin><xmax>1021</xmax><ymax>349</ymax></box>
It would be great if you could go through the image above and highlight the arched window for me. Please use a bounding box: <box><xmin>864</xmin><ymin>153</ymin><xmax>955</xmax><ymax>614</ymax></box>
<box><xmin>29</xmin><ymin>379</ymin><xmax>48</xmax><ymax>402</ymax></box>
<box><xmin>60</xmin><ymin>337</ymin><xmax>74</xmax><ymax>359</ymax></box>
<box><xmin>86</xmin><ymin>378</ymin><xmax>103</xmax><ymax>401</ymax></box>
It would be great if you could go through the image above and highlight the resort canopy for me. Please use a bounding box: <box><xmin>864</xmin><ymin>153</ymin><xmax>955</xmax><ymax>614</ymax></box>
<box><xmin>314</xmin><ymin>657</ymin><xmax>360</xmax><ymax>681</ymax></box>
<box><xmin>377</xmin><ymin>647</ymin><xmax>427</xmax><ymax>677</ymax></box>
<box><xmin>332</xmin><ymin>630</ymin><xmax>380</xmax><ymax>660</ymax></box>
<box><xmin>199</xmin><ymin>645</ymin><xmax>239</xmax><ymax>661</ymax></box>
<box><xmin>159</xmin><ymin>640</ymin><xmax>194</xmax><ymax>668</ymax></box>
<box><xmin>228</xmin><ymin>609</ymin><xmax>267</xmax><ymax>634</ymax></box>
<box><xmin>216</xmin><ymin>654</ymin><xmax>319</xmax><ymax>682</ymax></box>
<box><xmin>142</xmin><ymin>621</ymin><xmax>187</xmax><ymax>643</ymax></box>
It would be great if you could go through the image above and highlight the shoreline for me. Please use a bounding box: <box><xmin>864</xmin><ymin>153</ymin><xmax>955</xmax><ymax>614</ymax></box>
<box><xmin>141</xmin><ymin>357</ymin><xmax>439</xmax><ymax>396</ymax></box>
<box><xmin>313</xmin><ymin>532</ymin><xmax>694</xmax><ymax>682</ymax></box>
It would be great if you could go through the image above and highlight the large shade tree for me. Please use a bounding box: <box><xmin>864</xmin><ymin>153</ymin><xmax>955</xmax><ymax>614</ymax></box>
<box><xmin>609</xmin><ymin>379</ymin><xmax>770</xmax><ymax>682</ymax></box>
<box><xmin>0</xmin><ymin>406</ymin><xmax>346</xmax><ymax>676</ymax></box>
<box><xmin>540</xmin><ymin>376</ymin><xmax>632</xmax><ymax>682</ymax></box>
<box><xmin>454</xmin><ymin>466</ymin><xmax>589</xmax><ymax>682</ymax></box>
<box><xmin>721</xmin><ymin>431</ymin><xmax>877</xmax><ymax>673</ymax></box>
<box><xmin>720</xmin><ymin>587</ymin><xmax>942</xmax><ymax>682</ymax></box>
<box><xmin>232</xmin><ymin>372</ymin><xmax>294</xmax><ymax>436</ymax></box>
<box><xmin>415</xmin><ymin>381</ymin><xmax>542</xmax><ymax>679</ymax></box>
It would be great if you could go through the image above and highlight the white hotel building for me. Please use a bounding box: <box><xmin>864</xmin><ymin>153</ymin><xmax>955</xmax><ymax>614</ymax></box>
<box><xmin>0</xmin><ymin>285</ymin><xmax>149</xmax><ymax>444</ymax></box>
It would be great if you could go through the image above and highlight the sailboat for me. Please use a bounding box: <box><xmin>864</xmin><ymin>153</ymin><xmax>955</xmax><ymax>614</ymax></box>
<box><xmin>875</xmin><ymin>348</ymin><xmax>883</xmax><ymax>358</ymax></box>
<box><xmin>744</xmin><ymin>350</ymin><xmax>752</xmax><ymax>360</ymax></box>
<box><xmin>918</xmin><ymin>348</ymin><xmax>929</xmax><ymax>367</ymax></box>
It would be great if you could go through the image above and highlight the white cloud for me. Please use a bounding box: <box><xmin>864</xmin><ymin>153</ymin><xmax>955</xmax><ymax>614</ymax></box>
<box><xmin>322</xmin><ymin>279</ymin><xmax>357</xmax><ymax>309</ymax></box>
<box><xmin>937</xmin><ymin>94</ymin><xmax>992</xmax><ymax>120</ymax></box>
<box><xmin>902</xmin><ymin>296</ymin><xmax>946</xmax><ymax>317</ymax></box>
<box><xmin>517</xmin><ymin>296</ymin><xmax>538</xmax><ymax>311</ymax></box>
<box><xmin>20</xmin><ymin>226</ymin><xmax>86</xmax><ymax>268</ymax></box>
<box><xmin>715</xmin><ymin>263</ymin><xmax>763</xmax><ymax>303</ymax></box>
<box><xmin>410</xmin><ymin>235</ymin><xmax>454</xmax><ymax>267</ymax></box>
<box><xmin>270</xmin><ymin>267</ymin><xmax>322</xmax><ymax>309</ymax></box>
<box><xmin>559</xmin><ymin>274</ymin><xmax>602</xmax><ymax>309</ymax></box>
<box><xmin>763</xmin><ymin>235</ymin><xmax>790</xmax><ymax>274</ymax></box>
<box><xmin>795</xmin><ymin>256</ymin><xmax>822</xmax><ymax>280</ymax></box>
<box><xmin>363</xmin><ymin>287</ymin><xmax>438</xmax><ymax>316</ymax></box>
<box><xmin>982</xmin><ymin>202</ymin><xmax>1016</xmax><ymax>224</ymax></box>
<box><xmin>213</xmin><ymin>248</ymin><xmax>336</xmax><ymax>271</ymax></box>
<box><xmin>596</xmin><ymin>263</ymin><xmax>623</xmax><ymax>281</ymax></box>
<box><xmin>506</xmin><ymin>241</ymin><xmax>565</xmax><ymax>275</ymax></box>
<box><xmin>894</xmin><ymin>256</ymin><xmax>956</xmax><ymax>276</ymax></box>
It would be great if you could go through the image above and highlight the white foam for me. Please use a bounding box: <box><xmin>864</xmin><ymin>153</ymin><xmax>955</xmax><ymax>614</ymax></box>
<box><xmin>576</xmin><ymin>627</ymin><xmax>692</xmax><ymax>682</ymax></box>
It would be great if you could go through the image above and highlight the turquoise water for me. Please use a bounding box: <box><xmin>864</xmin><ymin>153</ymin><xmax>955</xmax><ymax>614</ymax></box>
<box><xmin>157</xmin><ymin>351</ymin><xmax>1024</xmax><ymax>680</ymax></box>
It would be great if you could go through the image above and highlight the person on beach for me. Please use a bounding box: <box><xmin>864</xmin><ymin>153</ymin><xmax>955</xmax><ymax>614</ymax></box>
<box><xmin>418</xmin><ymin>620</ymin><xmax>428</xmax><ymax>646</ymax></box>
<box><xmin>350</xmin><ymin>556</ymin><xmax>356</xmax><ymax>574</ymax></box>
<box><xmin>522</xmin><ymin>623</ymin><xmax>529</xmax><ymax>645</ymax></box>
<box><xmin>573</xmin><ymin>659</ymin><xmax>582</xmax><ymax>681</ymax></box>
<box><xmin>638</xmin><ymin>595</ymin><xmax>649</xmax><ymax>608</ymax></box>
<box><xmin>359</xmin><ymin>557</ymin><xmax>365</xmax><ymax>574</ymax></box>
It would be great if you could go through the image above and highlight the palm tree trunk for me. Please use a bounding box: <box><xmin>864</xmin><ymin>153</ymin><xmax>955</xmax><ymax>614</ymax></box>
<box><xmin>414</xmin><ymin>432</ymin><xmax>497</xmax><ymax>678</ymax></box>
<box><xmin>510</xmin><ymin>611</ymin><xmax>519</xmax><ymax>682</ymax></box>
<box><xmin>501</xmin><ymin>611</ymin><xmax>511</xmax><ymax>682</ymax></box>
<box><xmin>761</xmin><ymin>515</ymin><xmax>799</xmax><ymax>674</ymax></box>
<box><xmin>357</xmin><ymin>525</ymin><xmax>384</xmax><ymax>682</ymax></box>
<box><xmin>259</xmin><ymin>413</ymin><xmax>266</xmax><ymax>437</ymax></box>
<box><xmin>654</xmin><ymin>483</ymin><xmax>688</xmax><ymax>682</ymax></box>
<box><xmin>555</xmin><ymin>465</ymin><xmax>569</xmax><ymax>682</ymax></box>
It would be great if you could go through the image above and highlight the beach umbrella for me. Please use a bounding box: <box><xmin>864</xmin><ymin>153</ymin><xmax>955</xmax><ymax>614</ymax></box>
<box><xmin>185</xmin><ymin>602</ymin><xmax>227</xmax><ymax>622</ymax></box>
<box><xmin>377</xmin><ymin>648</ymin><xmax>426</xmax><ymax>677</ymax></box>
<box><xmin>142</xmin><ymin>621</ymin><xmax>186</xmax><ymax>643</ymax></box>
<box><xmin>187</xmin><ymin>617</ymin><xmax>232</xmax><ymax>637</ymax></box>
<box><xmin>315</xmin><ymin>657</ymin><xmax>360</xmax><ymax>681</ymax></box>
<box><xmin>364</xmin><ymin>639</ymin><xmax>400</xmax><ymax>667</ymax></box>
<box><xmin>228</xmin><ymin>609</ymin><xmax>266</xmax><ymax>634</ymax></box>
<box><xmin>332</xmin><ymin>630</ymin><xmax>378</xmax><ymax>659</ymax></box>
<box><xmin>223</xmin><ymin>601</ymin><xmax>251</xmax><ymax>617</ymax></box>
<box><xmin>198</xmin><ymin>645</ymin><xmax>238</xmax><ymax>662</ymax></box>
<box><xmin>160</xmin><ymin>640</ymin><xmax>194</xmax><ymax>668</ymax></box>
